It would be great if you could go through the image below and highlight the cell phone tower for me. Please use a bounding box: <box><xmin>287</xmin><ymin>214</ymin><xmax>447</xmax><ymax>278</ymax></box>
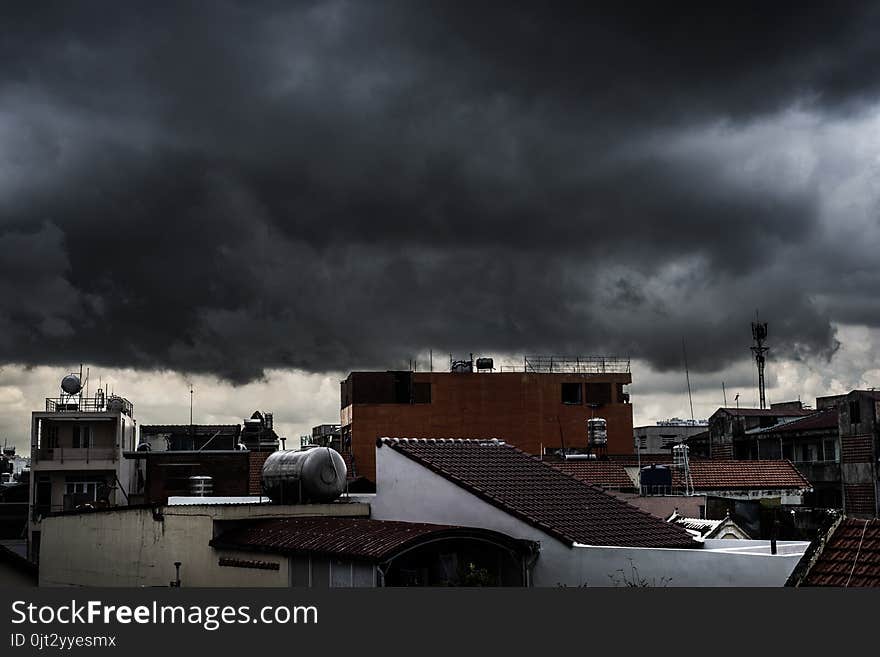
<box><xmin>751</xmin><ymin>320</ymin><xmax>769</xmax><ymax>410</ymax></box>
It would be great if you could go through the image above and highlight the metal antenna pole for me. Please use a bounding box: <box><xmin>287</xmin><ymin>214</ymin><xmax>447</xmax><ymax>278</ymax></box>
<box><xmin>683</xmin><ymin>338</ymin><xmax>695</xmax><ymax>422</ymax></box>
<box><xmin>751</xmin><ymin>317</ymin><xmax>769</xmax><ymax>410</ymax></box>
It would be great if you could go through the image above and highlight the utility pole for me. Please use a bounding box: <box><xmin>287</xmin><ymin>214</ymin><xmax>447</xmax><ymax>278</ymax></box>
<box><xmin>189</xmin><ymin>385</ymin><xmax>194</xmax><ymax>449</ymax></box>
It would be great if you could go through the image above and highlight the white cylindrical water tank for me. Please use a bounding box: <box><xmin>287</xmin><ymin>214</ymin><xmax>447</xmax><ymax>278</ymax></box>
<box><xmin>261</xmin><ymin>447</ymin><xmax>347</xmax><ymax>503</ymax></box>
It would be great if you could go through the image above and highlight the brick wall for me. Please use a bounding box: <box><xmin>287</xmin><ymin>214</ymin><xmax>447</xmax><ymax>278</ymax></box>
<box><xmin>248</xmin><ymin>451</ymin><xmax>272</xmax><ymax>495</ymax></box>
<box><xmin>841</xmin><ymin>435</ymin><xmax>874</xmax><ymax>463</ymax></box>
<box><xmin>844</xmin><ymin>483</ymin><xmax>877</xmax><ymax>516</ymax></box>
<box><xmin>346</xmin><ymin>371</ymin><xmax>633</xmax><ymax>482</ymax></box>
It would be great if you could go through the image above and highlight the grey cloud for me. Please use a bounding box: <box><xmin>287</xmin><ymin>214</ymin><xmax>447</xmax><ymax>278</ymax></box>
<box><xmin>0</xmin><ymin>2</ymin><xmax>877</xmax><ymax>382</ymax></box>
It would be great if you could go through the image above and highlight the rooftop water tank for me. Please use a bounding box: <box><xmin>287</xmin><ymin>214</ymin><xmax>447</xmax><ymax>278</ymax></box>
<box><xmin>189</xmin><ymin>476</ymin><xmax>213</xmax><ymax>496</ymax></box>
<box><xmin>587</xmin><ymin>417</ymin><xmax>608</xmax><ymax>447</ymax></box>
<box><xmin>261</xmin><ymin>447</ymin><xmax>347</xmax><ymax>504</ymax></box>
<box><xmin>61</xmin><ymin>374</ymin><xmax>82</xmax><ymax>395</ymax></box>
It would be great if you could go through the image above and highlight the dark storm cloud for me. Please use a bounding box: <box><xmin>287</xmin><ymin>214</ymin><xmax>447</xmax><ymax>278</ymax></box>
<box><xmin>1</xmin><ymin>2</ymin><xmax>878</xmax><ymax>380</ymax></box>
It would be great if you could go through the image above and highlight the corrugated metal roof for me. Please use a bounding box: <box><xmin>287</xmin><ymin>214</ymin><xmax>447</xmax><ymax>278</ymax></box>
<box><xmin>378</xmin><ymin>438</ymin><xmax>697</xmax><ymax>549</ymax></box>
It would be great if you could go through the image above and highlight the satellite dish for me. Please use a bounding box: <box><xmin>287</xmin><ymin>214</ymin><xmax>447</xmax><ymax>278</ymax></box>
<box><xmin>61</xmin><ymin>374</ymin><xmax>83</xmax><ymax>395</ymax></box>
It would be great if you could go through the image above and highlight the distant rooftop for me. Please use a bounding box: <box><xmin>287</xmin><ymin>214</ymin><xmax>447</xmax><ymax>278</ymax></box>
<box><xmin>550</xmin><ymin>456</ymin><xmax>811</xmax><ymax>492</ymax></box>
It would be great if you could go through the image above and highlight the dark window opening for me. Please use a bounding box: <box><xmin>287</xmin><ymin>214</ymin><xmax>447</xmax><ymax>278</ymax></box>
<box><xmin>758</xmin><ymin>416</ymin><xmax>777</xmax><ymax>428</ymax></box>
<box><xmin>561</xmin><ymin>383</ymin><xmax>583</xmax><ymax>405</ymax></box>
<box><xmin>849</xmin><ymin>400</ymin><xmax>861</xmax><ymax>425</ymax></box>
<box><xmin>585</xmin><ymin>383</ymin><xmax>612</xmax><ymax>405</ymax></box>
<box><xmin>392</xmin><ymin>373</ymin><xmax>412</xmax><ymax>403</ymax></box>
<box><xmin>412</xmin><ymin>382</ymin><xmax>431</xmax><ymax>404</ymax></box>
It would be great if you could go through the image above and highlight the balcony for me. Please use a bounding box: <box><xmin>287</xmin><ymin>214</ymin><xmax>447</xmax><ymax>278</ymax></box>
<box><xmin>792</xmin><ymin>461</ymin><xmax>841</xmax><ymax>484</ymax></box>
<box><xmin>34</xmin><ymin>447</ymin><xmax>117</xmax><ymax>464</ymax></box>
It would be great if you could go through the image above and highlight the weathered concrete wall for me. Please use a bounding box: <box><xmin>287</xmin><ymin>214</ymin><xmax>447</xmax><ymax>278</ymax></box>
<box><xmin>370</xmin><ymin>446</ymin><xmax>805</xmax><ymax>587</ymax></box>
<box><xmin>38</xmin><ymin>502</ymin><xmax>369</xmax><ymax>587</ymax></box>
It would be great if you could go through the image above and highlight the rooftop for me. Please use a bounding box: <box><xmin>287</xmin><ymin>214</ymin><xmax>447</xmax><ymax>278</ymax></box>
<box><xmin>210</xmin><ymin>516</ymin><xmax>533</xmax><ymax>561</ymax></box>
<box><xmin>747</xmin><ymin>407</ymin><xmax>839</xmax><ymax>435</ymax></box>
<box><xmin>801</xmin><ymin>518</ymin><xmax>880</xmax><ymax>587</ymax></box>
<box><xmin>377</xmin><ymin>438</ymin><xmax>697</xmax><ymax>549</ymax></box>
<box><xmin>549</xmin><ymin>456</ymin><xmax>811</xmax><ymax>491</ymax></box>
<box><xmin>713</xmin><ymin>406</ymin><xmax>813</xmax><ymax>419</ymax></box>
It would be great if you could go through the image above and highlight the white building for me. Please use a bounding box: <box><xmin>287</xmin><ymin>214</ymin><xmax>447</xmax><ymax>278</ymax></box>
<box><xmin>28</xmin><ymin>378</ymin><xmax>138</xmax><ymax>561</ymax></box>
<box><xmin>363</xmin><ymin>438</ymin><xmax>808</xmax><ymax>586</ymax></box>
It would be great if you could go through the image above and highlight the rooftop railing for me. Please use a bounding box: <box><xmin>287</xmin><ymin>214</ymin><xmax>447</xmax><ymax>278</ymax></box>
<box><xmin>45</xmin><ymin>396</ymin><xmax>134</xmax><ymax>416</ymax></box>
<box><xmin>522</xmin><ymin>356</ymin><xmax>631</xmax><ymax>374</ymax></box>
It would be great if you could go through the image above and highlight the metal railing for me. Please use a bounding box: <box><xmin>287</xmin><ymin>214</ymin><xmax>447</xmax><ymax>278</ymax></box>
<box><xmin>523</xmin><ymin>356</ymin><xmax>631</xmax><ymax>374</ymax></box>
<box><xmin>45</xmin><ymin>397</ymin><xmax>134</xmax><ymax>416</ymax></box>
<box><xmin>34</xmin><ymin>447</ymin><xmax>117</xmax><ymax>464</ymax></box>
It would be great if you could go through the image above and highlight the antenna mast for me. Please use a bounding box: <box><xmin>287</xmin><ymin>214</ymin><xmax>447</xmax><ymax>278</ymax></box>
<box><xmin>751</xmin><ymin>318</ymin><xmax>769</xmax><ymax>410</ymax></box>
<box><xmin>682</xmin><ymin>338</ymin><xmax>695</xmax><ymax>422</ymax></box>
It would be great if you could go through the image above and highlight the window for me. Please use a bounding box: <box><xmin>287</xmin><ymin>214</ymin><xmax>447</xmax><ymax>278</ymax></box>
<box><xmin>849</xmin><ymin>400</ymin><xmax>861</xmax><ymax>425</ymax></box>
<box><xmin>782</xmin><ymin>441</ymin><xmax>793</xmax><ymax>461</ymax></box>
<box><xmin>561</xmin><ymin>383</ymin><xmax>583</xmax><ymax>405</ymax></box>
<box><xmin>42</xmin><ymin>424</ymin><xmax>59</xmax><ymax>449</ymax></box>
<box><xmin>823</xmin><ymin>439</ymin><xmax>838</xmax><ymax>462</ymax></box>
<box><xmin>800</xmin><ymin>444</ymin><xmax>818</xmax><ymax>463</ymax></box>
<box><xmin>412</xmin><ymin>382</ymin><xmax>431</xmax><ymax>404</ymax></box>
<box><xmin>72</xmin><ymin>425</ymin><xmax>92</xmax><ymax>449</ymax></box>
<box><xmin>585</xmin><ymin>383</ymin><xmax>612</xmax><ymax>405</ymax></box>
<box><xmin>65</xmin><ymin>481</ymin><xmax>98</xmax><ymax>501</ymax></box>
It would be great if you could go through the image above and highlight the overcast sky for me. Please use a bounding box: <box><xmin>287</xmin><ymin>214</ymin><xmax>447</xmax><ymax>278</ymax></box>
<box><xmin>3</xmin><ymin>3</ymin><xmax>880</xmax><ymax>450</ymax></box>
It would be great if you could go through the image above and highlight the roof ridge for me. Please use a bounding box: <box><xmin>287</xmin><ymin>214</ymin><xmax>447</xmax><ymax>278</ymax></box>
<box><xmin>377</xmin><ymin>436</ymin><xmax>507</xmax><ymax>446</ymax></box>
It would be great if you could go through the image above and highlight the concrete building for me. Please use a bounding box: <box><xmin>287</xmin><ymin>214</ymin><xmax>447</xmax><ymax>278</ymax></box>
<box><xmin>818</xmin><ymin>390</ymin><xmax>880</xmax><ymax>517</ymax></box>
<box><xmin>36</xmin><ymin>501</ymin><xmax>534</xmax><ymax>587</ymax></box>
<box><xmin>340</xmin><ymin>356</ymin><xmax>633</xmax><ymax>481</ymax></box>
<box><xmin>691</xmin><ymin>390</ymin><xmax>880</xmax><ymax>516</ymax></box>
<box><xmin>124</xmin><ymin>450</ymin><xmax>271</xmax><ymax>505</ymax></box>
<box><xmin>28</xmin><ymin>385</ymin><xmax>138</xmax><ymax>561</ymax></box>
<box><xmin>634</xmin><ymin>419</ymin><xmax>708</xmax><ymax>455</ymax></box>
<box><xmin>703</xmin><ymin>402</ymin><xmax>814</xmax><ymax>460</ymax></box>
<box><xmin>37</xmin><ymin>502</ymin><xmax>368</xmax><ymax>587</ymax></box>
<box><xmin>365</xmin><ymin>438</ymin><xmax>808</xmax><ymax>586</ymax></box>
<box><xmin>742</xmin><ymin>407</ymin><xmax>842</xmax><ymax>509</ymax></box>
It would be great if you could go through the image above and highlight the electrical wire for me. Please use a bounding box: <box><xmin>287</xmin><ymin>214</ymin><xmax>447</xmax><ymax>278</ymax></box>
<box><xmin>844</xmin><ymin>519</ymin><xmax>870</xmax><ymax>588</ymax></box>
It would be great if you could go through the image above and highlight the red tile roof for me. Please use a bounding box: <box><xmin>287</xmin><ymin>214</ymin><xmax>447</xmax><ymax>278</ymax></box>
<box><xmin>549</xmin><ymin>460</ymin><xmax>634</xmax><ymax>489</ymax></box>
<box><xmin>378</xmin><ymin>438</ymin><xmax>697</xmax><ymax>549</ymax></box>
<box><xmin>550</xmin><ymin>456</ymin><xmax>810</xmax><ymax>491</ymax></box>
<box><xmin>688</xmin><ymin>460</ymin><xmax>811</xmax><ymax>490</ymax></box>
<box><xmin>803</xmin><ymin>518</ymin><xmax>880</xmax><ymax>587</ymax></box>
<box><xmin>210</xmin><ymin>516</ymin><xmax>529</xmax><ymax>561</ymax></box>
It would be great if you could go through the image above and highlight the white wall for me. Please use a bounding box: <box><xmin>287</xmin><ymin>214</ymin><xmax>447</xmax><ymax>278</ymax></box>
<box><xmin>39</xmin><ymin>502</ymin><xmax>370</xmax><ymax>587</ymax></box>
<box><xmin>369</xmin><ymin>446</ymin><xmax>805</xmax><ymax>587</ymax></box>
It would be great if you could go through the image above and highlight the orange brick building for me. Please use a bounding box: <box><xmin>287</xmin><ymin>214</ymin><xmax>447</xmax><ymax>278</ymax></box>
<box><xmin>340</xmin><ymin>360</ymin><xmax>633</xmax><ymax>482</ymax></box>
